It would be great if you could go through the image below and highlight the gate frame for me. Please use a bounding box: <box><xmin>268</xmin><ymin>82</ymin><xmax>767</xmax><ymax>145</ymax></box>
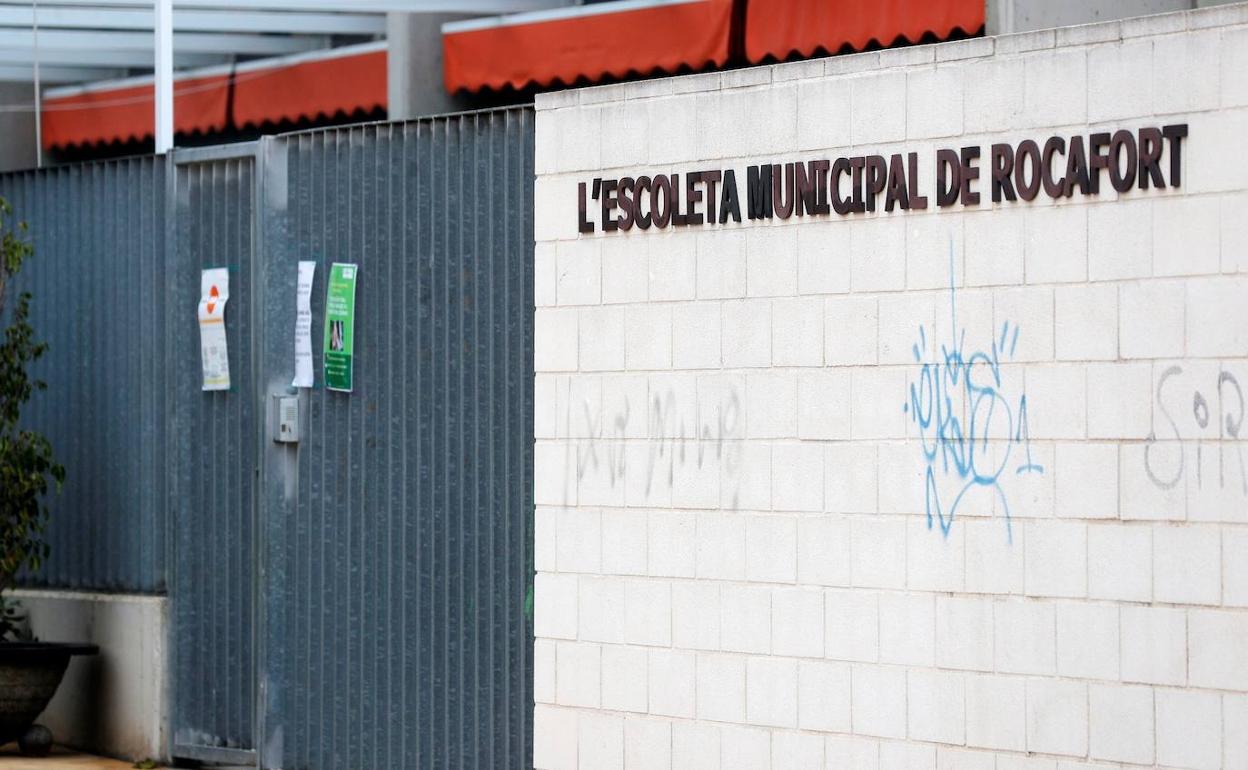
<box><xmin>168</xmin><ymin>139</ymin><xmax>268</xmax><ymax>767</ymax></box>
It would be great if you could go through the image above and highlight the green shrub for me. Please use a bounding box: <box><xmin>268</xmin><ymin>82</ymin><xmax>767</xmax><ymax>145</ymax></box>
<box><xmin>0</xmin><ymin>197</ymin><xmax>62</xmax><ymax>641</ymax></box>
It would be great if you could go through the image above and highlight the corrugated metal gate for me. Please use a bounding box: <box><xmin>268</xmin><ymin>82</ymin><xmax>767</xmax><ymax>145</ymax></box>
<box><xmin>170</xmin><ymin>145</ymin><xmax>261</xmax><ymax>763</ymax></box>
<box><xmin>257</xmin><ymin>111</ymin><xmax>535</xmax><ymax>770</ymax></box>
<box><xmin>0</xmin><ymin>106</ymin><xmax>534</xmax><ymax>769</ymax></box>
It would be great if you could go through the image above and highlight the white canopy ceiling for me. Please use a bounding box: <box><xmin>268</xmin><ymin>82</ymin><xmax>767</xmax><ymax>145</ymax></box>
<box><xmin>0</xmin><ymin>0</ymin><xmax>572</xmax><ymax>83</ymax></box>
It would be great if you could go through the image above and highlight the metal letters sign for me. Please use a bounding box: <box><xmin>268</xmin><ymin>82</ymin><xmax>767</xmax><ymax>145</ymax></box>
<box><xmin>576</xmin><ymin>123</ymin><xmax>1189</xmax><ymax>233</ymax></box>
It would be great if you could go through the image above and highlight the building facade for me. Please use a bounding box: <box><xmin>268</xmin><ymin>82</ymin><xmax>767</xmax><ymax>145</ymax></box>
<box><xmin>533</xmin><ymin>4</ymin><xmax>1248</xmax><ymax>768</ymax></box>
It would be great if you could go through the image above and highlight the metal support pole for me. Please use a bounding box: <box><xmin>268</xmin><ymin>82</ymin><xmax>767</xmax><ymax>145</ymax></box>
<box><xmin>154</xmin><ymin>0</ymin><xmax>173</xmax><ymax>153</ymax></box>
<box><xmin>32</xmin><ymin>0</ymin><xmax>41</xmax><ymax>168</ymax></box>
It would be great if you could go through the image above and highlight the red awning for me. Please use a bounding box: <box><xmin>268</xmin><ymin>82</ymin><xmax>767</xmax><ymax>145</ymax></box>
<box><xmin>745</xmin><ymin>0</ymin><xmax>984</xmax><ymax>63</ymax></box>
<box><xmin>41</xmin><ymin>43</ymin><xmax>387</xmax><ymax>151</ymax></box>
<box><xmin>42</xmin><ymin>72</ymin><xmax>229</xmax><ymax>149</ymax></box>
<box><xmin>442</xmin><ymin>0</ymin><xmax>734</xmax><ymax>93</ymax></box>
<box><xmin>233</xmin><ymin>46</ymin><xmax>386</xmax><ymax>130</ymax></box>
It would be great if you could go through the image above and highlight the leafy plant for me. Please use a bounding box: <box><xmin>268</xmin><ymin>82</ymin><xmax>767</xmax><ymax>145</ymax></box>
<box><xmin>0</xmin><ymin>196</ymin><xmax>62</xmax><ymax>640</ymax></box>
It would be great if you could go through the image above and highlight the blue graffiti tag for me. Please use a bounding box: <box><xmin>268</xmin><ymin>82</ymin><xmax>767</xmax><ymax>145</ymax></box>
<box><xmin>903</xmin><ymin>241</ymin><xmax>1042</xmax><ymax>543</ymax></box>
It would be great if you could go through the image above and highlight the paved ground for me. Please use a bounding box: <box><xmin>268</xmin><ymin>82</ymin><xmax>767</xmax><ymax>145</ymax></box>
<box><xmin>0</xmin><ymin>746</ymin><xmax>166</xmax><ymax>769</ymax></box>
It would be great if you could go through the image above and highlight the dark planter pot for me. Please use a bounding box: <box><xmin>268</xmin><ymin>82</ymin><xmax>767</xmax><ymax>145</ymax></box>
<box><xmin>0</xmin><ymin>642</ymin><xmax>98</xmax><ymax>746</ymax></box>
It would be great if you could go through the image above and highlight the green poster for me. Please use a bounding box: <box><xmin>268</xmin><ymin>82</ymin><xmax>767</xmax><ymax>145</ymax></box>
<box><xmin>323</xmin><ymin>262</ymin><xmax>358</xmax><ymax>392</ymax></box>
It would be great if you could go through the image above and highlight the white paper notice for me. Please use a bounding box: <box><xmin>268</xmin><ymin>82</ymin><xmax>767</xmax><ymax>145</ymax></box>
<box><xmin>292</xmin><ymin>260</ymin><xmax>316</xmax><ymax>388</ymax></box>
<box><xmin>198</xmin><ymin>267</ymin><xmax>230</xmax><ymax>391</ymax></box>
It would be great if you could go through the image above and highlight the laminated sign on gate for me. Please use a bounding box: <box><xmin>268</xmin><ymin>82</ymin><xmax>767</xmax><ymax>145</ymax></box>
<box><xmin>292</xmin><ymin>260</ymin><xmax>316</xmax><ymax>388</ymax></box>
<box><xmin>323</xmin><ymin>262</ymin><xmax>358</xmax><ymax>392</ymax></box>
<box><xmin>197</xmin><ymin>267</ymin><xmax>230</xmax><ymax>391</ymax></box>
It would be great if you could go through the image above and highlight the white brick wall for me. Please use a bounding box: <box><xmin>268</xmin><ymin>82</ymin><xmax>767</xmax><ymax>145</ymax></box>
<box><xmin>534</xmin><ymin>5</ymin><xmax>1248</xmax><ymax>768</ymax></box>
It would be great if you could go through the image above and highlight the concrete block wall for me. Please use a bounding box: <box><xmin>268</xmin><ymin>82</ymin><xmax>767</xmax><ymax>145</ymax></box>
<box><xmin>534</xmin><ymin>5</ymin><xmax>1248</xmax><ymax>768</ymax></box>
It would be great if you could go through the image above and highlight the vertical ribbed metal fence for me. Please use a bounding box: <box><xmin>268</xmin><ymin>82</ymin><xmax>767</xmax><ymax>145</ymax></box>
<box><xmin>258</xmin><ymin>107</ymin><xmax>535</xmax><ymax>770</ymax></box>
<box><xmin>0</xmin><ymin>106</ymin><xmax>534</xmax><ymax>770</ymax></box>
<box><xmin>0</xmin><ymin>157</ymin><xmax>169</xmax><ymax>593</ymax></box>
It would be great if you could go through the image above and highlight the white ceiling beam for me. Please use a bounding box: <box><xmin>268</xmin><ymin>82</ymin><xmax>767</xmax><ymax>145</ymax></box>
<box><xmin>0</xmin><ymin>64</ymin><xmax>126</xmax><ymax>82</ymax></box>
<box><xmin>0</xmin><ymin>0</ymin><xmax>572</xmax><ymax>12</ymax></box>
<box><xmin>41</xmin><ymin>39</ymin><xmax>385</xmax><ymax>98</ymax></box>
<box><xmin>0</xmin><ymin>27</ymin><xmax>326</xmax><ymax>55</ymax></box>
<box><xmin>0</xmin><ymin>46</ymin><xmax>223</xmax><ymax>67</ymax></box>
<box><xmin>0</xmin><ymin>7</ymin><xmax>386</xmax><ymax>35</ymax></box>
<box><xmin>185</xmin><ymin>8</ymin><xmax>383</xmax><ymax>34</ymax></box>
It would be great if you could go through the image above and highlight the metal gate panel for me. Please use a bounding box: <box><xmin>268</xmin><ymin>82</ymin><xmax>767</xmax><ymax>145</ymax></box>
<box><xmin>0</xmin><ymin>158</ymin><xmax>169</xmax><ymax>593</ymax></box>
<box><xmin>257</xmin><ymin>107</ymin><xmax>535</xmax><ymax>769</ymax></box>
<box><xmin>171</xmin><ymin>145</ymin><xmax>260</xmax><ymax>763</ymax></box>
